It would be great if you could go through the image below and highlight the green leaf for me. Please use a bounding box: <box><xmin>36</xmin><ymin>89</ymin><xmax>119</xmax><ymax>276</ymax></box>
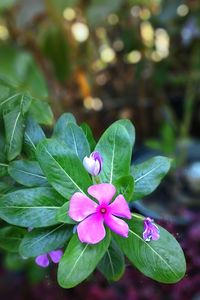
<box><xmin>61</xmin><ymin>122</ymin><xmax>90</xmax><ymax>160</ymax></box>
<box><xmin>0</xmin><ymin>130</ymin><xmax>6</xmax><ymax>162</ymax></box>
<box><xmin>0</xmin><ymin>46</ymin><xmax>48</xmax><ymax>98</ymax></box>
<box><xmin>53</xmin><ymin>113</ymin><xmax>76</xmax><ymax>139</ymax></box>
<box><xmin>19</xmin><ymin>224</ymin><xmax>72</xmax><ymax>257</ymax></box>
<box><xmin>8</xmin><ymin>160</ymin><xmax>48</xmax><ymax>187</ymax></box>
<box><xmin>0</xmin><ymin>226</ymin><xmax>26</xmax><ymax>253</ymax></box>
<box><xmin>0</xmin><ymin>187</ymin><xmax>65</xmax><ymax>228</ymax></box>
<box><xmin>29</xmin><ymin>98</ymin><xmax>53</xmax><ymax>125</ymax></box>
<box><xmin>114</xmin><ymin>214</ymin><xmax>186</xmax><ymax>284</ymax></box>
<box><xmin>36</xmin><ymin>139</ymin><xmax>92</xmax><ymax>198</ymax></box>
<box><xmin>0</xmin><ymin>178</ymin><xmax>16</xmax><ymax>196</ymax></box>
<box><xmin>114</xmin><ymin>175</ymin><xmax>134</xmax><ymax>202</ymax></box>
<box><xmin>53</xmin><ymin>115</ymin><xmax>90</xmax><ymax>160</ymax></box>
<box><xmin>3</xmin><ymin>106</ymin><xmax>25</xmax><ymax>161</ymax></box>
<box><xmin>0</xmin><ymin>91</ymin><xmax>30</xmax><ymax>114</ymax></box>
<box><xmin>0</xmin><ymin>162</ymin><xmax>8</xmax><ymax>177</ymax></box>
<box><xmin>4</xmin><ymin>253</ymin><xmax>26</xmax><ymax>271</ymax></box>
<box><xmin>56</xmin><ymin>202</ymin><xmax>76</xmax><ymax>224</ymax></box>
<box><xmin>81</xmin><ymin>123</ymin><xmax>96</xmax><ymax>151</ymax></box>
<box><xmin>23</xmin><ymin>117</ymin><xmax>45</xmax><ymax>159</ymax></box>
<box><xmin>95</xmin><ymin>123</ymin><xmax>131</xmax><ymax>183</ymax></box>
<box><xmin>40</xmin><ymin>24</ymin><xmax>71</xmax><ymax>82</ymax></box>
<box><xmin>58</xmin><ymin>231</ymin><xmax>111</xmax><ymax>288</ymax></box>
<box><xmin>98</xmin><ymin>240</ymin><xmax>125</xmax><ymax>281</ymax></box>
<box><xmin>0</xmin><ymin>78</ymin><xmax>14</xmax><ymax>112</ymax></box>
<box><xmin>114</xmin><ymin>119</ymin><xmax>135</xmax><ymax>149</ymax></box>
<box><xmin>131</xmin><ymin>156</ymin><xmax>172</xmax><ymax>200</ymax></box>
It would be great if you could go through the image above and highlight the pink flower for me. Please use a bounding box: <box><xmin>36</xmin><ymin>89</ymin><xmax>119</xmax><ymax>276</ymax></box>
<box><xmin>83</xmin><ymin>151</ymin><xmax>103</xmax><ymax>176</ymax></box>
<box><xmin>35</xmin><ymin>249</ymin><xmax>63</xmax><ymax>268</ymax></box>
<box><xmin>68</xmin><ymin>183</ymin><xmax>131</xmax><ymax>244</ymax></box>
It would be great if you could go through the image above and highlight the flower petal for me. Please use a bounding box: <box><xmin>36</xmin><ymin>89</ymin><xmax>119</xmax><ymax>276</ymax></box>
<box><xmin>35</xmin><ymin>254</ymin><xmax>49</xmax><ymax>268</ymax></box>
<box><xmin>77</xmin><ymin>213</ymin><xmax>105</xmax><ymax>244</ymax></box>
<box><xmin>83</xmin><ymin>156</ymin><xmax>97</xmax><ymax>176</ymax></box>
<box><xmin>93</xmin><ymin>160</ymin><xmax>101</xmax><ymax>176</ymax></box>
<box><xmin>91</xmin><ymin>151</ymin><xmax>103</xmax><ymax>174</ymax></box>
<box><xmin>88</xmin><ymin>183</ymin><xmax>116</xmax><ymax>205</ymax></box>
<box><xmin>69</xmin><ymin>192</ymin><xmax>97</xmax><ymax>222</ymax></box>
<box><xmin>104</xmin><ymin>214</ymin><xmax>129</xmax><ymax>237</ymax></box>
<box><xmin>49</xmin><ymin>249</ymin><xmax>63</xmax><ymax>263</ymax></box>
<box><xmin>109</xmin><ymin>195</ymin><xmax>131</xmax><ymax>219</ymax></box>
<box><xmin>143</xmin><ymin>218</ymin><xmax>160</xmax><ymax>242</ymax></box>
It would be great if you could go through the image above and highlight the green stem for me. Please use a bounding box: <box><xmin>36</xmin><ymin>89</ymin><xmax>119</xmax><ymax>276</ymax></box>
<box><xmin>92</xmin><ymin>176</ymin><xmax>101</xmax><ymax>184</ymax></box>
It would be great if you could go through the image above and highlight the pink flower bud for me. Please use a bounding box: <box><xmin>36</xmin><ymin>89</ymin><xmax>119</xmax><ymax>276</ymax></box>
<box><xmin>83</xmin><ymin>151</ymin><xmax>103</xmax><ymax>176</ymax></box>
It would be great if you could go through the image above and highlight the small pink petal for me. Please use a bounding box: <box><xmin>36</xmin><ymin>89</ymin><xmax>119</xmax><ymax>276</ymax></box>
<box><xmin>104</xmin><ymin>214</ymin><xmax>129</xmax><ymax>238</ymax></box>
<box><xmin>49</xmin><ymin>249</ymin><xmax>63</xmax><ymax>263</ymax></box>
<box><xmin>69</xmin><ymin>192</ymin><xmax>97</xmax><ymax>222</ymax></box>
<box><xmin>109</xmin><ymin>195</ymin><xmax>131</xmax><ymax>219</ymax></box>
<box><xmin>77</xmin><ymin>213</ymin><xmax>105</xmax><ymax>244</ymax></box>
<box><xmin>88</xmin><ymin>183</ymin><xmax>116</xmax><ymax>205</ymax></box>
<box><xmin>35</xmin><ymin>254</ymin><xmax>49</xmax><ymax>268</ymax></box>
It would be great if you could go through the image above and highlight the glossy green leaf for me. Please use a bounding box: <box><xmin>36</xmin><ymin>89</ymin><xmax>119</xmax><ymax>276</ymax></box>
<box><xmin>131</xmin><ymin>156</ymin><xmax>172</xmax><ymax>200</ymax></box>
<box><xmin>53</xmin><ymin>113</ymin><xmax>76</xmax><ymax>139</ymax></box>
<box><xmin>114</xmin><ymin>175</ymin><xmax>134</xmax><ymax>201</ymax></box>
<box><xmin>3</xmin><ymin>106</ymin><xmax>25</xmax><ymax>161</ymax></box>
<box><xmin>58</xmin><ymin>231</ymin><xmax>111</xmax><ymax>288</ymax></box>
<box><xmin>0</xmin><ymin>162</ymin><xmax>8</xmax><ymax>177</ymax></box>
<box><xmin>95</xmin><ymin>123</ymin><xmax>131</xmax><ymax>183</ymax></box>
<box><xmin>114</xmin><ymin>119</ymin><xmax>135</xmax><ymax>149</ymax></box>
<box><xmin>0</xmin><ymin>178</ymin><xmax>16</xmax><ymax>196</ymax></box>
<box><xmin>98</xmin><ymin>240</ymin><xmax>125</xmax><ymax>281</ymax></box>
<box><xmin>56</xmin><ymin>202</ymin><xmax>76</xmax><ymax>224</ymax></box>
<box><xmin>19</xmin><ymin>224</ymin><xmax>72</xmax><ymax>257</ymax></box>
<box><xmin>0</xmin><ymin>187</ymin><xmax>65</xmax><ymax>228</ymax></box>
<box><xmin>0</xmin><ymin>78</ymin><xmax>17</xmax><ymax>113</ymax></box>
<box><xmin>2</xmin><ymin>91</ymin><xmax>31</xmax><ymax>162</ymax></box>
<box><xmin>8</xmin><ymin>160</ymin><xmax>48</xmax><ymax>187</ymax></box>
<box><xmin>114</xmin><ymin>214</ymin><xmax>186</xmax><ymax>284</ymax></box>
<box><xmin>81</xmin><ymin>123</ymin><xmax>96</xmax><ymax>151</ymax></box>
<box><xmin>23</xmin><ymin>117</ymin><xmax>45</xmax><ymax>159</ymax></box>
<box><xmin>0</xmin><ymin>91</ymin><xmax>26</xmax><ymax>113</ymax></box>
<box><xmin>0</xmin><ymin>226</ymin><xmax>26</xmax><ymax>253</ymax></box>
<box><xmin>29</xmin><ymin>98</ymin><xmax>53</xmax><ymax>125</ymax></box>
<box><xmin>0</xmin><ymin>130</ymin><xmax>6</xmax><ymax>162</ymax></box>
<box><xmin>61</xmin><ymin>122</ymin><xmax>90</xmax><ymax>160</ymax></box>
<box><xmin>36</xmin><ymin>139</ymin><xmax>92</xmax><ymax>198</ymax></box>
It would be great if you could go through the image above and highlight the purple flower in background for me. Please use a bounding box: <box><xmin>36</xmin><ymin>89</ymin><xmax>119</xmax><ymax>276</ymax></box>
<box><xmin>181</xmin><ymin>17</ymin><xmax>200</xmax><ymax>45</ymax></box>
<box><xmin>35</xmin><ymin>249</ymin><xmax>63</xmax><ymax>268</ymax></box>
<box><xmin>68</xmin><ymin>183</ymin><xmax>131</xmax><ymax>244</ymax></box>
<box><xmin>83</xmin><ymin>151</ymin><xmax>103</xmax><ymax>176</ymax></box>
<box><xmin>143</xmin><ymin>217</ymin><xmax>160</xmax><ymax>242</ymax></box>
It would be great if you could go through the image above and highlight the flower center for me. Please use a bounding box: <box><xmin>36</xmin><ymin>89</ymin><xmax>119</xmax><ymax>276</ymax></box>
<box><xmin>100</xmin><ymin>207</ymin><xmax>107</xmax><ymax>214</ymax></box>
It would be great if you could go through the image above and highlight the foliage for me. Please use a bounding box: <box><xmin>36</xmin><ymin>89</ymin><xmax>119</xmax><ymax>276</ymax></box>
<box><xmin>0</xmin><ymin>0</ymin><xmax>190</xmax><ymax>290</ymax></box>
<box><xmin>0</xmin><ymin>87</ymin><xmax>186</xmax><ymax>287</ymax></box>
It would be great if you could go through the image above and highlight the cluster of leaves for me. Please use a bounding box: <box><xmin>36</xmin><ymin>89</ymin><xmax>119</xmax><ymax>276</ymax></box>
<box><xmin>0</xmin><ymin>85</ymin><xmax>186</xmax><ymax>288</ymax></box>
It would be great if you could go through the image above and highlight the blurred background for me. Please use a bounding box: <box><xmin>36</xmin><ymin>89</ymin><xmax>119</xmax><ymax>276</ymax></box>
<box><xmin>0</xmin><ymin>0</ymin><xmax>200</xmax><ymax>299</ymax></box>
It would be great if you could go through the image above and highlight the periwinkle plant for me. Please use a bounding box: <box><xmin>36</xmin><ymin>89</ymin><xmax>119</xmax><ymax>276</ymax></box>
<box><xmin>0</xmin><ymin>112</ymin><xmax>186</xmax><ymax>288</ymax></box>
